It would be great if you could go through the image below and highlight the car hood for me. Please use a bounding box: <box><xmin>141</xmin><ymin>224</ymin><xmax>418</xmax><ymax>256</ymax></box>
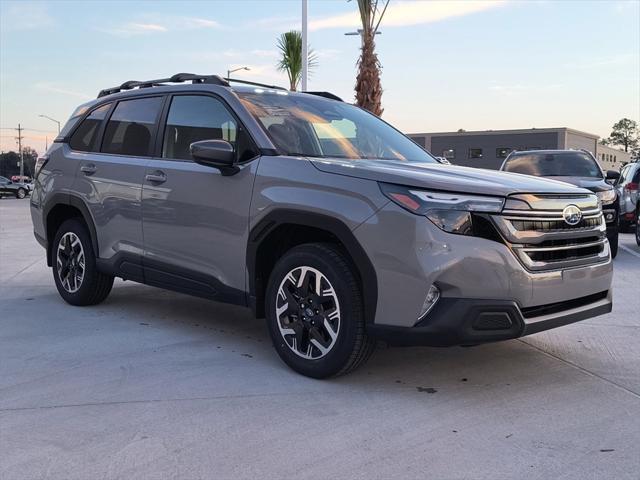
<box><xmin>309</xmin><ymin>158</ymin><xmax>591</xmax><ymax>197</ymax></box>
<box><xmin>543</xmin><ymin>176</ymin><xmax>611</xmax><ymax>193</ymax></box>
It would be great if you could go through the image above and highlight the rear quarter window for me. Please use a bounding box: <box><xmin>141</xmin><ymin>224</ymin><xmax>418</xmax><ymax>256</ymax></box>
<box><xmin>69</xmin><ymin>103</ymin><xmax>111</xmax><ymax>152</ymax></box>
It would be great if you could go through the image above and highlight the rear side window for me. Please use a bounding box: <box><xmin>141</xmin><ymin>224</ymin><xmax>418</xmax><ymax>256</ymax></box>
<box><xmin>69</xmin><ymin>103</ymin><xmax>111</xmax><ymax>152</ymax></box>
<box><xmin>101</xmin><ymin>97</ymin><xmax>163</xmax><ymax>157</ymax></box>
<box><xmin>162</xmin><ymin>95</ymin><xmax>238</xmax><ymax>160</ymax></box>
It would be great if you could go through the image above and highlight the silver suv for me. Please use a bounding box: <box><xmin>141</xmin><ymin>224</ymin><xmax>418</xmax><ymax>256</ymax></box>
<box><xmin>30</xmin><ymin>74</ymin><xmax>613</xmax><ymax>378</ymax></box>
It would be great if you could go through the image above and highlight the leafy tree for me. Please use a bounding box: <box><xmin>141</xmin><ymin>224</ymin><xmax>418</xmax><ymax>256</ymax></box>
<box><xmin>607</xmin><ymin>118</ymin><xmax>638</xmax><ymax>153</ymax></box>
<box><xmin>276</xmin><ymin>30</ymin><xmax>317</xmax><ymax>91</ymax></box>
<box><xmin>354</xmin><ymin>0</ymin><xmax>389</xmax><ymax>117</ymax></box>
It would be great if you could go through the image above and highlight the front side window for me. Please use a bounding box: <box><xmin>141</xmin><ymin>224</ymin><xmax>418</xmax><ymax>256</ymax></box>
<box><xmin>69</xmin><ymin>103</ymin><xmax>111</xmax><ymax>152</ymax></box>
<box><xmin>101</xmin><ymin>97</ymin><xmax>163</xmax><ymax>157</ymax></box>
<box><xmin>238</xmin><ymin>91</ymin><xmax>436</xmax><ymax>163</ymax></box>
<box><xmin>162</xmin><ymin>95</ymin><xmax>240</xmax><ymax>160</ymax></box>
<box><xmin>469</xmin><ymin>148</ymin><xmax>483</xmax><ymax>159</ymax></box>
<box><xmin>503</xmin><ymin>151</ymin><xmax>603</xmax><ymax>178</ymax></box>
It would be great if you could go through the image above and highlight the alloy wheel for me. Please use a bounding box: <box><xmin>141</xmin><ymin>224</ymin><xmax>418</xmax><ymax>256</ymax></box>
<box><xmin>275</xmin><ymin>266</ymin><xmax>340</xmax><ymax>360</ymax></box>
<box><xmin>56</xmin><ymin>232</ymin><xmax>86</xmax><ymax>293</ymax></box>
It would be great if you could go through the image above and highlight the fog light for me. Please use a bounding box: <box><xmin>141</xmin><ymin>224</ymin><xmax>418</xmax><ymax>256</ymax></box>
<box><xmin>605</xmin><ymin>212</ymin><xmax>614</xmax><ymax>222</ymax></box>
<box><xmin>418</xmin><ymin>285</ymin><xmax>440</xmax><ymax>320</ymax></box>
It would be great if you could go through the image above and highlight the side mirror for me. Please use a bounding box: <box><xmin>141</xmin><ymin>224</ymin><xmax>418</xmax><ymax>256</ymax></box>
<box><xmin>190</xmin><ymin>140</ymin><xmax>238</xmax><ymax>175</ymax></box>
<box><xmin>606</xmin><ymin>170</ymin><xmax>620</xmax><ymax>181</ymax></box>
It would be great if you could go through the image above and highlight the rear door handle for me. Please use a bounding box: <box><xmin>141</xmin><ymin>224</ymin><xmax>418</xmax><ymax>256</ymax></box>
<box><xmin>145</xmin><ymin>171</ymin><xmax>167</xmax><ymax>184</ymax></box>
<box><xmin>80</xmin><ymin>164</ymin><xmax>97</xmax><ymax>175</ymax></box>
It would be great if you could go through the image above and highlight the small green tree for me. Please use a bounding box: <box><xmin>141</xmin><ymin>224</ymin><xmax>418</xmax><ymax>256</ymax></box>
<box><xmin>607</xmin><ymin>118</ymin><xmax>638</xmax><ymax>153</ymax></box>
<box><xmin>276</xmin><ymin>31</ymin><xmax>317</xmax><ymax>91</ymax></box>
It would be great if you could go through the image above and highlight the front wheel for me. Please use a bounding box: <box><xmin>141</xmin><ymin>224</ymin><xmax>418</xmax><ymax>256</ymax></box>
<box><xmin>52</xmin><ymin>218</ymin><xmax>114</xmax><ymax>306</ymax></box>
<box><xmin>636</xmin><ymin>212</ymin><xmax>640</xmax><ymax>247</ymax></box>
<box><xmin>265</xmin><ymin>243</ymin><xmax>375</xmax><ymax>378</ymax></box>
<box><xmin>16</xmin><ymin>188</ymin><xmax>26</xmax><ymax>199</ymax></box>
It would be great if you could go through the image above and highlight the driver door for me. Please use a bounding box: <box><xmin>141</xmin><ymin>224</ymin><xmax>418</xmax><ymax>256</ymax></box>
<box><xmin>141</xmin><ymin>93</ymin><xmax>259</xmax><ymax>304</ymax></box>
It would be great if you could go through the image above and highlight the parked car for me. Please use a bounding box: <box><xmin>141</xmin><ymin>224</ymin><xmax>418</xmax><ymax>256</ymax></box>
<box><xmin>11</xmin><ymin>175</ymin><xmax>32</xmax><ymax>183</ymax></box>
<box><xmin>616</xmin><ymin>162</ymin><xmax>640</xmax><ymax>232</ymax></box>
<box><xmin>30</xmin><ymin>73</ymin><xmax>613</xmax><ymax>378</ymax></box>
<box><xmin>500</xmin><ymin>149</ymin><xmax>620</xmax><ymax>258</ymax></box>
<box><xmin>0</xmin><ymin>175</ymin><xmax>30</xmax><ymax>199</ymax></box>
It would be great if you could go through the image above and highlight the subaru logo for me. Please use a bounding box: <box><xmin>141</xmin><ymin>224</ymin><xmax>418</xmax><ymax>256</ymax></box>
<box><xmin>562</xmin><ymin>205</ymin><xmax>582</xmax><ymax>226</ymax></box>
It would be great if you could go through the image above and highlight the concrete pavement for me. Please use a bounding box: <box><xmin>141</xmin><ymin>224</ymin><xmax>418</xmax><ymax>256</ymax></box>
<box><xmin>1</xmin><ymin>197</ymin><xmax>639</xmax><ymax>480</ymax></box>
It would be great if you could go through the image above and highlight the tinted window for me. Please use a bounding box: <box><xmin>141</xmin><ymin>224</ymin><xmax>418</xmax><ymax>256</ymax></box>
<box><xmin>102</xmin><ymin>97</ymin><xmax>162</xmax><ymax>157</ymax></box>
<box><xmin>496</xmin><ymin>147</ymin><xmax>511</xmax><ymax>159</ymax></box>
<box><xmin>69</xmin><ymin>103</ymin><xmax>111</xmax><ymax>151</ymax></box>
<box><xmin>238</xmin><ymin>91</ymin><xmax>436</xmax><ymax>163</ymax></box>
<box><xmin>163</xmin><ymin>95</ymin><xmax>240</xmax><ymax>160</ymax></box>
<box><xmin>469</xmin><ymin>148</ymin><xmax>483</xmax><ymax>159</ymax></box>
<box><xmin>503</xmin><ymin>152</ymin><xmax>603</xmax><ymax>178</ymax></box>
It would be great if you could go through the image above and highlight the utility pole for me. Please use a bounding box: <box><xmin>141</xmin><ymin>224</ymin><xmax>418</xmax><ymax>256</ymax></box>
<box><xmin>301</xmin><ymin>0</ymin><xmax>308</xmax><ymax>92</ymax></box>
<box><xmin>16</xmin><ymin>124</ymin><xmax>24</xmax><ymax>181</ymax></box>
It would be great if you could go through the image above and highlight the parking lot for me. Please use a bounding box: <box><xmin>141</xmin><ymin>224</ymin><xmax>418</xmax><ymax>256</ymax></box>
<box><xmin>0</xmin><ymin>197</ymin><xmax>638</xmax><ymax>479</ymax></box>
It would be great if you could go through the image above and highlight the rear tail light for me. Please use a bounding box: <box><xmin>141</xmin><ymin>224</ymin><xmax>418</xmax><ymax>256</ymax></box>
<box><xmin>34</xmin><ymin>154</ymin><xmax>49</xmax><ymax>178</ymax></box>
<box><xmin>625</xmin><ymin>182</ymin><xmax>638</xmax><ymax>192</ymax></box>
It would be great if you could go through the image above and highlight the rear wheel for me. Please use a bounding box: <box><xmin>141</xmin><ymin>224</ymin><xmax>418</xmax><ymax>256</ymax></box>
<box><xmin>636</xmin><ymin>211</ymin><xmax>640</xmax><ymax>247</ymax></box>
<box><xmin>52</xmin><ymin>218</ymin><xmax>114</xmax><ymax>306</ymax></box>
<box><xmin>265</xmin><ymin>243</ymin><xmax>375</xmax><ymax>378</ymax></box>
<box><xmin>16</xmin><ymin>188</ymin><xmax>26</xmax><ymax>199</ymax></box>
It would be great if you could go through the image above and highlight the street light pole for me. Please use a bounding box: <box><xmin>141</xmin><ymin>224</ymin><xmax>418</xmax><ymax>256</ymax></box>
<box><xmin>301</xmin><ymin>0</ymin><xmax>308</xmax><ymax>92</ymax></box>
<box><xmin>227</xmin><ymin>66</ymin><xmax>250</xmax><ymax>80</ymax></box>
<box><xmin>39</xmin><ymin>114</ymin><xmax>61</xmax><ymax>134</ymax></box>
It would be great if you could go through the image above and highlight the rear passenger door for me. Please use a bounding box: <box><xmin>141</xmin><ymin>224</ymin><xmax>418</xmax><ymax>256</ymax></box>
<box><xmin>141</xmin><ymin>93</ymin><xmax>260</xmax><ymax>303</ymax></box>
<box><xmin>72</xmin><ymin>96</ymin><xmax>163</xmax><ymax>280</ymax></box>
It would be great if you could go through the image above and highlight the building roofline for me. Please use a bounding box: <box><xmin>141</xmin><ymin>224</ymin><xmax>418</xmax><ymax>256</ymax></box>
<box><xmin>409</xmin><ymin>127</ymin><xmax>600</xmax><ymax>139</ymax></box>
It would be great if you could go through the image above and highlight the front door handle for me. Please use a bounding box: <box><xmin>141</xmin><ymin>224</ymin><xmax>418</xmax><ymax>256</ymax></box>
<box><xmin>80</xmin><ymin>164</ymin><xmax>97</xmax><ymax>175</ymax></box>
<box><xmin>145</xmin><ymin>171</ymin><xmax>167</xmax><ymax>184</ymax></box>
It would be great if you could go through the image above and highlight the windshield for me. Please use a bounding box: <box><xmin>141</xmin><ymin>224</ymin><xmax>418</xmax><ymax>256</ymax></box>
<box><xmin>237</xmin><ymin>91</ymin><xmax>437</xmax><ymax>163</ymax></box>
<box><xmin>503</xmin><ymin>152</ymin><xmax>603</xmax><ymax>178</ymax></box>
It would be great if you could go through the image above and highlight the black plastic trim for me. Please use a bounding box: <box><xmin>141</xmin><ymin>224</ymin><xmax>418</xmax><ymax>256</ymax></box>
<box><xmin>247</xmin><ymin>210</ymin><xmax>378</xmax><ymax>324</ymax></box>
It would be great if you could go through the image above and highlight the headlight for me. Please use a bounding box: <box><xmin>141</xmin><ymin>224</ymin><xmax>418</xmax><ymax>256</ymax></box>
<box><xmin>380</xmin><ymin>183</ymin><xmax>505</xmax><ymax>235</ymax></box>
<box><xmin>596</xmin><ymin>189</ymin><xmax>616</xmax><ymax>204</ymax></box>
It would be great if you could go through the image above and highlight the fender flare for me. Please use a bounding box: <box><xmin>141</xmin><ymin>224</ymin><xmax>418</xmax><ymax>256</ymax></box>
<box><xmin>43</xmin><ymin>193</ymin><xmax>99</xmax><ymax>266</ymax></box>
<box><xmin>247</xmin><ymin>209</ymin><xmax>378</xmax><ymax>324</ymax></box>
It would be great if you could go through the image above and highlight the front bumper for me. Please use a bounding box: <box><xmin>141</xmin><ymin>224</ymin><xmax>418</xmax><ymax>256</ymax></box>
<box><xmin>367</xmin><ymin>290</ymin><xmax>612</xmax><ymax>346</ymax></box>
<box><xmin>353</xmin><ymin>201</ymin><xmax>614</xmax><ymax>335</ymax></box>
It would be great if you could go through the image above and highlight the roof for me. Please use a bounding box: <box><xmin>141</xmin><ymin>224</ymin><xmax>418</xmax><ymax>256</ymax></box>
<box><xmin>409</xmin><ymin>127</ymin><xmax>600</xmax><ymax>140</ymax></box>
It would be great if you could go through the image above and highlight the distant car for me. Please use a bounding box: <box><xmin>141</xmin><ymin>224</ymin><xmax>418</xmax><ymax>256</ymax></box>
<box><xmin>0</xmin><ymin>175</ymin><xmax>30</xmax><ymax>199</ymax></box>
<box><xmin>615</xmin><ymin>162</ymin><xmax>640</xmax><ymax>232</ymax></box>
<box><xmin>500</xmin><ymin>149</ymin><xmax>620</xmax><ymax>258</ymax></box>
<box><xmin>11</xmin><ymin>175</ymin><xmax>31</xmax><ymax>183</ymax></box>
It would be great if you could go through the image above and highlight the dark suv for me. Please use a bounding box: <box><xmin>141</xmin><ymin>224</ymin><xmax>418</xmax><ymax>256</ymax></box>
<box><xmin>30</xmin><ymin>74</ymin><xmax>613</xmax><ymax>377</ymax></box>
<box><xmin>500</xmin><ymin>149</ymin><xmax>620</xmax><ymax>257</ymax></box>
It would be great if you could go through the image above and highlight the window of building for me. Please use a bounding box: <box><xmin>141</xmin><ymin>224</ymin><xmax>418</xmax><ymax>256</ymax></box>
<box><xmin>69</xmin><ymin>103</ymin><xmax>111</xmax><ymax>152</ymax></box>
<box><xmin>469</xmin><ymin>148</ymin><xmax>483</xmax><ymax>159</ymax></box>
<box><xmin>496</xmin><ymin>147</ymin><xmax>511</xmax><ymax>159</ymax></box>
<box><xmin>442</xmin><ymin>149</ymin><xmax>455</xmax><ymax>160</ymax></box>
<box><xmin>101</xmin><ymin>97</ymin><xmax>163</xmax><ymax>157</ymax></box>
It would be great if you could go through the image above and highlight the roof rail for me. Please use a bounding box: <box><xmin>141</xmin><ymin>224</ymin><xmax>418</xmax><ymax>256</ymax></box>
<box><xmin>97</xmin><ymin>73</ymin><xmax>229</xmax><ymax>98</ymax></box>
<box><xmin>304</xmin><ymin>91</ymin><xmax>343</xmax><ymax>102</ymax></box>
<box><xmin>224</xmin><ymin>77</ymin><xmax>288</xmax><ymax>91</ymax></box>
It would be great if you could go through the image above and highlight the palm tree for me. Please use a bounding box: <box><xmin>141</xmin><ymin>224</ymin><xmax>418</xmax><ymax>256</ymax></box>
<box><xmin>354</xmin><ymin>0</ymin><xmax>389</xmax><ymax>116</ymax></box>
<box><xmin>276</xmin><ymin>30</ymin><xmax>317</xmax><ymax>91</ymax></box>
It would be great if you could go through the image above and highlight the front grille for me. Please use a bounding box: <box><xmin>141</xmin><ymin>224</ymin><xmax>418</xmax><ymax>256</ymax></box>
<box><xmin>510</xmin><ymin>216</ymin><xmax>601</xmax><ymax>232</ymax></box>
<box><xmin>492</xmin><ymin>194</ymin><xmax>609</xmax><ymax>272</ymax></box>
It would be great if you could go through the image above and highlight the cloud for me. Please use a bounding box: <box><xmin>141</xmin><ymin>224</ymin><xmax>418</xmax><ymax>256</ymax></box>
<box><xmin>99</xmin><ymin>15</ymin><xmax>220</xmax><ymax>37</ymax></box>
<box><xmin>34</xmin><ymin>83</ymin><xmax>93</xmax><ymax>100</ymax></box>
<box><xmin>489</xmin><ymin>83</ymin><xmax>563</xmax><ymax>96</ymax></box>
<box><xmin>0</xmin><ymin>2</ymin><xmax>54</xmax><ymax>31</ymax></box>
<box><xmin>309</xmin><ymin>0</ymin><xmax>507</xmax><ymax>31</ymax></box>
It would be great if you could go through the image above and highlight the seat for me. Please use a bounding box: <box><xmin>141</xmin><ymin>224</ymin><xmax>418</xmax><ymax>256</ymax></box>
<box><xmin>122</xmin><ymin>123</ymin><xmax>151</xmax><ymax>156</ymax></box>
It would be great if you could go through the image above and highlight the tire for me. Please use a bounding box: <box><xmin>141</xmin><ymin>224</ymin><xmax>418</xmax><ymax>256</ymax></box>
<box><xmin>608</xmin><ymin>228</ymin><xmax>619</xmax><ymax>259</ymax></box>
<box><xmin>52</xmin><ymin>218</ymin><xmax>114</xmax><ymax>306</ymax></box>
<box><xmin>265</xmin><ymin>243</ymin><xmax>375</xmax><ymax>378</ymax></box>
<box><xmin>15</xmin><ymin>188</ymin><xmax>26</xmax><ymax>199</ymax></box>
<box><xmin>636</xmin><ymin>213</ymin><xmax>640</xmax><ymax>247</ymax></box>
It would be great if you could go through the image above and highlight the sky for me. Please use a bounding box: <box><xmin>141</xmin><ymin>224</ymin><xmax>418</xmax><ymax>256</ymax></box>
<box><xmin>1</xmin><ymin>0</ymin><xmax>639</xmax><ymax>154</ymax></box>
